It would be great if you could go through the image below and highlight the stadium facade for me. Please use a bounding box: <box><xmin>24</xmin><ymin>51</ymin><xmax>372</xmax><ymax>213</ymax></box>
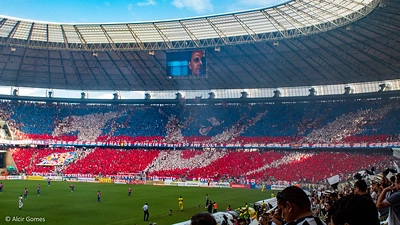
<box><xmin>0</xmin><ymin>0</ymin><xmax>398</xmax><ymax>97</ymax></box>
<box><xmin>0</xmin><ymin>0</ymin><xmax>399</xmax><ymax>178</ymax></box>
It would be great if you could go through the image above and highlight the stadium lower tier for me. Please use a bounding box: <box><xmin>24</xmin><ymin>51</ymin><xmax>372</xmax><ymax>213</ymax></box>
<box><xmin>8</xmin><ymin>147</ymin><xmax>396</xmax><ymax>184</ymax></box>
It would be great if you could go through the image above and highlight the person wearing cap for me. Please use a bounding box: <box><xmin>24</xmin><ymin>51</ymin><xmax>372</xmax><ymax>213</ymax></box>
<box><xmin>376</xmin><ymin>173</ymin><xmax>400</xmax><ymax>225</ymax></box>
<box><xmin>276</xmin><ymin>186</ymin><xmax>325</xmax><ymax>225</ymax></box>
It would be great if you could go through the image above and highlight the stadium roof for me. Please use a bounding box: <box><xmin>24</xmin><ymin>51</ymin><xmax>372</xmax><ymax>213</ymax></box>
<box><xmin>0</xmin><ymin>0</ymin><xmax>399</xmax><ymax>92</ymax></box>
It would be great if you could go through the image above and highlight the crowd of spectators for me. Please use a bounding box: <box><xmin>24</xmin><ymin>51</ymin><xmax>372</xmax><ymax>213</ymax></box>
<box><xmin>303</xmin><ymin>102</ymin><xmax>400</xmax><ymax>144</ymax></box>
<box><xmin>9</xmin><ymin>147</ymin><xmax>73</xmax><ymax>175</ymax></box>
<box><xmin>1</xmin><ymin>98</ymin><xmax>400</xmax><ymax>185</ymax></box>
<box><xmin>9</xmin><ymin>147</ymin><xmax>396</xmax><ymax>185</ymax></box>
<box><xmin>257</xmin><ymin>151</ymin><xmax>392</xmax><ymax>183</ymax></box>
<box><xmin>64</xmin><ymin>148</ymin><xmax>160</xmax><ymax>175</ymax></box>
<box><xmin>251</xmin><ymin>166</ymin><xmax>400</xmax><ymax>225</ymax></box>
<box><xmin>0</xmin><ymin>98</ymin><xmax>398</xmax><ymax>146</ymax></box>
<box><xmin>8</xmin><ymin>148</ymin><xmax>35</xmax><ymax>173</ymax></box>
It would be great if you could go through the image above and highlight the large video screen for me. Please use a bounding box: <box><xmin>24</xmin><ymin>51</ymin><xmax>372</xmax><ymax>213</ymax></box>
<box><xmin>166</xmin><ymin>50</ymin><xmax>207</xmax><ymax>78</ymax></box>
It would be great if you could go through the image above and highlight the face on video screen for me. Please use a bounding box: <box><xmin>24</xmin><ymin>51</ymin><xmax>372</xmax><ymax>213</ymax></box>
<box><xmin>166</xmin><ymin>50</ymin><xmax>206</xmax><ymax>78</ymax></box>
<box><xmin>188</xmin><ymin>50</ymin><xmax>205</xmax><ymax>75</ymax></box>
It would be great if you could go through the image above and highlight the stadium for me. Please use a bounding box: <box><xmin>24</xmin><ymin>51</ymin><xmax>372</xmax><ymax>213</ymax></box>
<box><xmin>0</xmin><ymin>0</ymin><xmax>399</xmax><ymax>224</ymax></box>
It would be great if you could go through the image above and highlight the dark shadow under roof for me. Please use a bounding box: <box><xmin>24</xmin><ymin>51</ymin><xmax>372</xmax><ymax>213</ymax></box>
<box><xmin>0</xmin><ymin>0</ymin><xmax>398</xmax><ymax>91</ymax></box>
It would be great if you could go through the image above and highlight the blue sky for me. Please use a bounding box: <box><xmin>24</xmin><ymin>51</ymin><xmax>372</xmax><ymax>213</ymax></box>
<box><xmin>0</xmin><ymin>0</ymin><xmax>288</xmax><ymax>99</ymax></box>
<box><xmin>0</xmin><ymin>0</ymin><xmax>288</xmax><ymax>23</ymax></box>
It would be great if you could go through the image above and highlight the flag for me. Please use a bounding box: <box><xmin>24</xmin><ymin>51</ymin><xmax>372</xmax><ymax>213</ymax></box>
<box><xmin>208</xmin><ymin>117</ymin><xmax>221</xmax><ymax>126</ymax></box>
<box><xmin>393</xmin><ymin>148</ymin><xmax>400</xmax><ymax>159</ymax></box>
<box><xmin>199</xmin><ymin>126</ymin><xmax>212</xmax><ymax>135</ymax></box>
<box><xmin>327</xmin><ymin>175</ymin><xmax>339</xmax><ymax>186</ymax></box>
<box><xmin>394</xmin><ymin>161</ymin><xmax>400</xmax><ymax>173</ymax></box>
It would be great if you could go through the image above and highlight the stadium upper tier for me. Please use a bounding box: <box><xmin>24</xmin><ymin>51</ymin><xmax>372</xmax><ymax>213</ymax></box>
<box><xmin>3</xmin><ymin>97</ymin><xmax>400</xmax><ymax>147</ymax></box>
<box><xmin>0</xmin><ymin>0</ymin><xmax>379</xmax><ymax>50</ymax></box>
<box><xmin>0</xmin><ymin>0</ymin><xmax>399</xmax><ymax>92</ymax></box>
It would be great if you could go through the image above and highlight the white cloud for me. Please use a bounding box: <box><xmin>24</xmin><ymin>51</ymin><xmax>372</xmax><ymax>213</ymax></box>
<box><xmin>128</xmin><ymin>3</ymin><xmax>133</xmax><ymax>11</ymax></box>
<box><xmin>137</xmin><ymin>0</ymin><xmax>157</xmax><ymax>7</ymax></box>
<box><xmin>172</xmin><ymin>0</ymin><xmax>213</xmax><ymax>14</ymax></box>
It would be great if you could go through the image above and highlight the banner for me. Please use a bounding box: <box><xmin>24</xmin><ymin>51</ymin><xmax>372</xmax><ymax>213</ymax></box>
<box><xmin>77</xmin><ymin>177</ymin><xmax>97</xmax><ymax>182</ymax></box>
<box><xmin>98</xmin><ymin>178</ymin><xmax>112</xmax><ymax>183</ymax></box>
<box><xmin>213</xmin><ymin>182</ymin><xmax>231</xmax><ymax>188</ymax></box>
<box><xmin>114</xmin><ymin>179</ymin><xmax>127</xmax><ymax>184</ymax></box>
<box><xmin>44</xmin><ymin>176</ymin><xmax>63</xmax><ymax>181</ymax></box>
<box><xmin>271</xmin><ymin>185</ymin><xmax>288</xmax><ymax>190</ymax></box>
<box><xmin>27</xmin><ymin>176</ymin><xmax>44</xmax><ymax>181</ymax></box>
<box><xmin>231</xmin><ymin>184</ymin><xmax>246</xmax><ymax>188</ymax></box>
<box><xmin>7</xmin><ymin>175</ymin><xmax>22</xmax><ymax>180</ymax></box>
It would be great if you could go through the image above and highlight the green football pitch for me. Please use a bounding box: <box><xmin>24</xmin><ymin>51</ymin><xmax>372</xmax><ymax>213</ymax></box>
<box><xmin>0</xmin><ymin>180</ymin><xmax>275</xmax><ymax>225</ymax></box>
